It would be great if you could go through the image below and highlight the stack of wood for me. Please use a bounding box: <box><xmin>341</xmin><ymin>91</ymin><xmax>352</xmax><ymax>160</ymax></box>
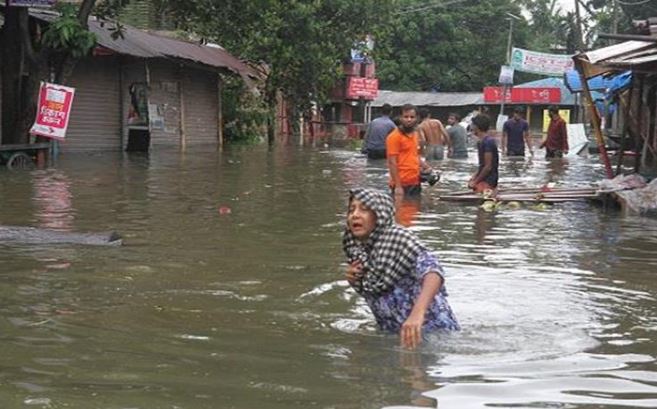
<box><xmin>440</xmin><ymin>187</ymin><xmax>600</xmax><ymax>204</ymax></box>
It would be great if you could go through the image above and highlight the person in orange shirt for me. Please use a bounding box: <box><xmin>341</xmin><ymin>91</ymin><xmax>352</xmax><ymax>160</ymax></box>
<box><xmin>386</xmin><ymin>104</ymin><xmax>433</xmax><ymax>198</ymax></box>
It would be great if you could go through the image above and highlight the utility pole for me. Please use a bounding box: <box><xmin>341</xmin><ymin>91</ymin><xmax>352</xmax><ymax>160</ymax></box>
<box><xmin>612</xmin><ymin>0</ymin><xmax>619</xmax><ymax>35</ymax></box>
<box><xmin>574</xmin><ymin>0</ymin><xmax>584</xmax><ymax>51</ymax></box>
<box><xmin>500</xmin><ymin>13</ymin><xmax>521</xmax><ymax>125</ymax></box>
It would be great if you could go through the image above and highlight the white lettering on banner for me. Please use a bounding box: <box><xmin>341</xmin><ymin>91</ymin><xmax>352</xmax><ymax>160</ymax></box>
<box><xmin>30</xmin><ymin>81</ymin><xmax>75</xmax><ymax>140</ymax></box>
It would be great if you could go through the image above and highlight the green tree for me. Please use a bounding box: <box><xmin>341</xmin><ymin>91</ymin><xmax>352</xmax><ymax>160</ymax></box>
<box><xmin>375</xmin><ymin>0</ymin><xmax>530</xmax><ymax>91</ymax></box>
<box><xmin>0</xmin><ymin>1</ymin><xmax>126</xmax><ymax>145</ymax></box>
<box><xmin>162</xmin><ymin>0</ymin><xmax>394</xmax><ymax>137</ymax></box>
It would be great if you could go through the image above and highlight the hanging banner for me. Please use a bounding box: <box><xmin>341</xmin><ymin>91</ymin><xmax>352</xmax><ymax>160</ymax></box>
<box><xmin>510</xmin><ymin>47</ymin><xmax>574</xmax><ymax>76</ymax></box>
<box><xmin>30</xmin><ymin>82</ymin><xmax>76</xmax><ymax>140</ymax></box>
<box><xmin>483</xmin><ymin>87</ymin><xmax>561</xmax><ymax>104</ymax></box>
<box><xmin>498</xmin><ymin>65</ymin><xmax>514</xmax><ymax>85</ymax></box>
<box><xmin>7</xmin><ymin>0</ymin><xmax>56</xmax><ymax>6</ymax></box>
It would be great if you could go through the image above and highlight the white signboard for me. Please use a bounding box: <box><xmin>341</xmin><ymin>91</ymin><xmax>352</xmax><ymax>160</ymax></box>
<box><xmin>566</xmin><ymin>123</ymin><xmax>589</xmax><ymax>156</ymax></box>
<box><xmin>498</xmin><ymin>65</ymin><xmax>514</xmax><ymax>85</ymax></box>
<box><xmin>511</xmin><ymin>47</ymin><xmax>574</xmax><ymax>76</ymax></box>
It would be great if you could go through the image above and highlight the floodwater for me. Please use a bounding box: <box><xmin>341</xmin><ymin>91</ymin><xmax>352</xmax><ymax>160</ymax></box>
<box><xmin>0</xmin><ymin>144</ymin><xmax>656</xmax><ymax>409</ymax></box>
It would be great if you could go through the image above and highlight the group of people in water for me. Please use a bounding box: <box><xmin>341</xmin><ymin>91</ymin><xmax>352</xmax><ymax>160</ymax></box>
<box><xmin>345</xmin><ymin>103</ymin><xmax>570</xmax><ymax>348</ymax></box>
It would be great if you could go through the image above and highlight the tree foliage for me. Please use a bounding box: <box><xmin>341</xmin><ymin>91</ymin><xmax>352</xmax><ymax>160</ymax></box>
<box><xmin>42</xmin><ymin>4</ymin><xmax>97</xmax><ymax>58</ymax></box>
<box><xmin>375</xmin><ymin>0</ymin><xmax>530</xmax><ymax>92</ymax></box>
<box><xmin>162</xmin><ymin>0</ymin><xmax>393</xmax><ymax>113</ymax></box>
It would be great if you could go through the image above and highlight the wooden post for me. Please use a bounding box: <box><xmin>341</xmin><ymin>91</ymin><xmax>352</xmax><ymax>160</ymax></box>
<box><xmin>616</xmin><ymin>85</ymin><xmax>633</xmax><ymax>175</ymax></box>
<box><xmin>217</xmin><ymin>76</ymin><xmax>223</xmax><ymax>151</ymax></box>
<box><xmin>574</xmin><ymin>57</ymin><xmax>613</xmax><ymax>178</ymax></box>
<box><xmin>179</xmin><ymin>76</ymin><xmax>186</xmax><ymax>151</ymax></box>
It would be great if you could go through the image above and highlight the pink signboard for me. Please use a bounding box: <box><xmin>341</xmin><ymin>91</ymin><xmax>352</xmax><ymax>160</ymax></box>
<box><xmin>483</xmin><ymin>86</ymin><xmax>561</xmax><ymax>104</ymax></box>
<box><xmin>346</xmin><ymin>77</ymin><xmax>379</xmax><ymax>100</ymax></box>
<box><xmin>30</xmin><ymin>82</ymin><xmax>76</xmax><ymax>140</ymax></box>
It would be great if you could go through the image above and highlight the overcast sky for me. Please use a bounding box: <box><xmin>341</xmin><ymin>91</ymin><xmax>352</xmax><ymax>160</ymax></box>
<box><xmin>557</xmin><ymin>0</ymin><xmax>575</xmax><ymax>12</ymax></box>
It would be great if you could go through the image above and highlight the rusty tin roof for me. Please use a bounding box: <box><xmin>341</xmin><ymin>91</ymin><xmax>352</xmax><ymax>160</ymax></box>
<box><xmin>30</xmin><ymin>10</ymin><xmax>259</xmax><ymax>79</ymax></box>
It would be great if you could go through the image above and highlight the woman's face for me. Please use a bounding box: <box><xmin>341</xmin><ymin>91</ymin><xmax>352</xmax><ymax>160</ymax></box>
<box><xmin>347</xmin><ymin>199</ymin><xmax>377</xmax><ymax>241</ymax></box>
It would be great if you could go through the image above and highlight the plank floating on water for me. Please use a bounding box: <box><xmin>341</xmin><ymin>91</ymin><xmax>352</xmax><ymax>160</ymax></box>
<box><xmin>439</xmin><ymin>186</ymin><xmax>601</xmax><ymax>203</ymax></box>
<box><xmin>0</xmin><ymin>226</ymin><xmax>122</xmax><ymax>246</ymax></box>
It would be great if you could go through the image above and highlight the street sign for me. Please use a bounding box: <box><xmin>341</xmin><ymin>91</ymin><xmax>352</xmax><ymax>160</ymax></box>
<box><xmin>498</xmin><ymin>65</ymin><xmax>514</xmax><ymax>85</ymax></box>
<box><xmin>30</xmin><ymin>82</ymin><xmax>76</xmax><ymax>140</ymax></box>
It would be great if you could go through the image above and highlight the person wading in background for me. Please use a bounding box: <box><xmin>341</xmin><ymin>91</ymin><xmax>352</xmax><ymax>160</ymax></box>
<box><xmin>362</xmin><ymin>103</ymin><xmax>396</xmax><ymax>160</ymax></box>
<box><xmin>502</xmin><ymin>107</ymin><xmax>533</xmax><ymax>157</ymax></box>
<box><xmin>468</xmin><ymin>114</ymin><xmax>499</xmax><ymax>194</ymax></box>
<box><xmin>417</xmin><ymin>108</ymin><xmax>449</xmax><ymax>161</ymax></box>
<box><xmin>446</xmin><ymin>112</ymin><xmax>468</xmax><ymax>159</ymax></box>
<box><xmin>541</xmin><ymin>105</ymin><xmax>569</xmax><ymax>159</ymax></box>
<box><xmin>386</xmin><ymin>104</ymin><xmax>433</xmax><ymax>198</ymax></box>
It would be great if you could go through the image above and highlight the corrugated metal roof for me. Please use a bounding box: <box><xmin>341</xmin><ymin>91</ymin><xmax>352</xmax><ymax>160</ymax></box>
<box><xmin>29</xmin><ymin>10</ymin><xmax>258</xmax><ymax>79</ymax></box>
<box><xmin>608</xmin><ymin>53</ymin><xmax>657</xmax><ymax>66</ymax></box>
<box><xmin>584</xmin><ymin>40</ymin><xmax>654</xmax><ymax>64</ymax></box>
<box><xmin>370</xmin><ymin>90</ymin><xmax>483</xmax><ymax>107</ymax></box>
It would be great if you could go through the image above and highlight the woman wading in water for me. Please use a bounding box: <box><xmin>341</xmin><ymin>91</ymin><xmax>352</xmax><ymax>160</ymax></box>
<box><xmin>343</xmin><ymin>188</ymin><xmax>459</xmax><ymax>348</ymax></box>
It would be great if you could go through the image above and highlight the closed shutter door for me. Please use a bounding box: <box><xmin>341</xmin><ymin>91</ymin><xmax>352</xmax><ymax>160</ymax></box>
<box><xmin>183</xmin><ymin>70</ymin><xmax>218</xmax><ymax>145</ymax></box>
<box><xmin>148</xmin><ymin>61</ymin><xmax>181</xmax><ymax>147</ymax></box>
<box><xmin>63</xmin><ymin>57</ymin><xmax>121</xmax><ymax>152</ymax></box>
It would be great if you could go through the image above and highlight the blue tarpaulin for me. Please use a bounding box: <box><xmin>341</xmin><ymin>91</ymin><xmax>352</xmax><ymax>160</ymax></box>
<box><xmin>563</xmin><ymin>69</ymin><xmax>632</xmax><ymax>93</ymax></box>
<box><xmin>607</xmin><ymin>71</ymin><xmax>633</xmax><ymax>95</ymax></box>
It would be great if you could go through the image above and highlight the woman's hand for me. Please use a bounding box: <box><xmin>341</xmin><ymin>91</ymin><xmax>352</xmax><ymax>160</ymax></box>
<box><xmin>346</xmin><ymin>261</ymin><xmax>364</xmax><ymax>286</ymax></box>
<box><xmin>401</xmin><ymin>310</ymin><xmax>425</xmax><ymax>349</ymax></box>
<box><xmin>401</xmin><ymin>272</ymin><xmax>442</xmax><ymax>349</ymax></box>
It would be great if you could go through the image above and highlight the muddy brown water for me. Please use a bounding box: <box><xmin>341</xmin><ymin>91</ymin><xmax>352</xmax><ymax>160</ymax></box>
<box><xmin>0</xmin><ymin>145</ymin><xmax>655</xmax><ymax>409</ymax></box>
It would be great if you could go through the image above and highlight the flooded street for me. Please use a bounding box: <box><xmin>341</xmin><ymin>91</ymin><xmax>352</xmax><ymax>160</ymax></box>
<box><xmin>1</xmin><ymin>145</ymin><xmax>656</xmax><ymax>409</ymax></box>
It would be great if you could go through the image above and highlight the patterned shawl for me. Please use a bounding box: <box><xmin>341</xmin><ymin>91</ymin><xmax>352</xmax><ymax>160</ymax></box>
<box><xmin>342</xmin><ymin>188</ymin><xmax>426</xmax><ymax>296</ymax></box>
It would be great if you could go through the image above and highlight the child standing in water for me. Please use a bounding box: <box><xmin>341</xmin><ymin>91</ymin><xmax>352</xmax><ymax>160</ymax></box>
<box><xmin>343</xmin><ymin>188</ymin><xmax>459</xmax><ymax>348</ymax></box>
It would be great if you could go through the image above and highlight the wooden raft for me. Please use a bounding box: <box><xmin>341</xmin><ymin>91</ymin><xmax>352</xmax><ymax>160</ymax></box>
<box><xmin>439</xmin><ymin>187</ymin><xmax>601</xmax><ymax>204</ymax></box>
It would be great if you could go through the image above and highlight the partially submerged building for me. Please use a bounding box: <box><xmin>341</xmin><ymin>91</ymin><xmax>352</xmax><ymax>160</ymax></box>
<box><xmin>573</xmin><ymin>35</ymin><xmax>657</xmax><ymax>176</ymax></box>
<box><xmin>0</xmin><ymin>9</ymin><xmax>259</xmax><ymax>153</ymax></box>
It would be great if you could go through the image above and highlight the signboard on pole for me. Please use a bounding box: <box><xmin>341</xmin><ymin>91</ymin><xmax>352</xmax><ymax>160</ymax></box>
<box><xmin>510</xmin><ymin>47</ymin><xmax>574</xmax><ymax>76</ymax></box>
<box><xmin>7</xmin><ymin>0</ymin><xmax>56</xmax><ymax>7</ymax></box>
<box><xmin>483</xmin><ymin>86</ymin><xmax>561</xmax><ymax>104</ymax></box>
<box><xmin>346</xmin><ymin>77</ymin><xmax>379</xmax><ymax>100</ymax></box>
<box><xmin>30</xmin><ymin>82</ymin><xmax>76</xmax><ymax>140</ymax></box>
<box><xmin>498</xmin><ymin>65</ymin><xmax>514</xmax><ymax>85</ymax></box>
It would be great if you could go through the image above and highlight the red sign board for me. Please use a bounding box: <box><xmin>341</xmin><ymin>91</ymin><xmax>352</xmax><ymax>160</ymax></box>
<box><xmin>346</xmin><ymin>77</ymin><xmax>379</xmax><ymax>100</ymax></box>
<box><xmin>30</xmin><ymin>82</ymin><xmax>76</xmax><ymax>140</ymax></box>
<box><xmin>483</xmin><ymin>87</ymin><xmax>561</xmax><ymax>104</ymax></box>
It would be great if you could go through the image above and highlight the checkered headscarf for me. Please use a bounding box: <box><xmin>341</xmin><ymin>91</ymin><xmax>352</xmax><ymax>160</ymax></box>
<box><xmin>342</xmin><ymin>188</ymin><xmax>426</xmax><ymax>296</ymax></box>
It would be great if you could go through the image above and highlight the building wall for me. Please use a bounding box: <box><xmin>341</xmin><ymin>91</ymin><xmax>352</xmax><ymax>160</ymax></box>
<box><xmin>64</xmin><ymin>56</ymin><xmax>122</xmax><ymax>152</ymax></box>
